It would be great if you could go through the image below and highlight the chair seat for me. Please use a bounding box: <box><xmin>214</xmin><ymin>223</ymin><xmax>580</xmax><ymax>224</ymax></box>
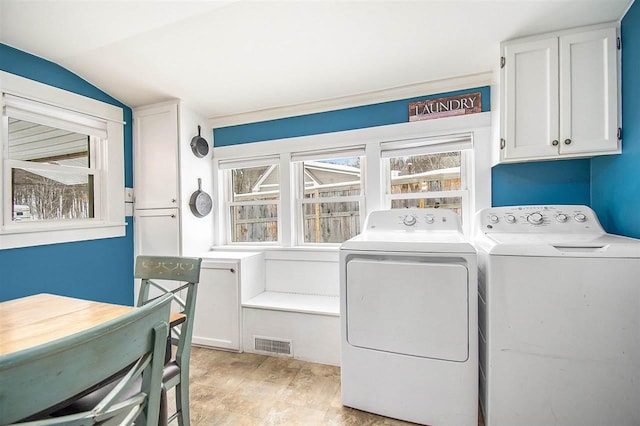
<box><xmin>52</xmin><ymin>376</ymin><xmax>138</xmax><ymax>415</ymax></box>
<box><xmin>163</xmin><ymin>360</ymin><xmax>181</xmax><ymax>383</ymax></box>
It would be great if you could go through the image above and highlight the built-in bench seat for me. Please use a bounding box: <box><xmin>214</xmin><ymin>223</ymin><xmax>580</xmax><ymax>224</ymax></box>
<box><xmin>206</xmin><ymin>248</ymin><xmax>341</xmax><ymax>365</ymax></box>
<box><xmin>242</xmin><ymin>291</ymin><xmax>340</xmax><ymax>316</ymax></box>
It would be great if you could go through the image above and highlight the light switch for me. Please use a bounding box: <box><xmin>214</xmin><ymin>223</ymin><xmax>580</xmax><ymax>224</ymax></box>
<box><xmin>125</xmin><ymin>187</ymin><xmax>134</xmax><ymax>202</ymax></box>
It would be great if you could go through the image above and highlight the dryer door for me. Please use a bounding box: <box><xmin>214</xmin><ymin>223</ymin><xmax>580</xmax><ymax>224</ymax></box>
<box><xmin>346</xmin><ymin>258</ymin><xmax>469</xmax><ymax>361</ymax></box>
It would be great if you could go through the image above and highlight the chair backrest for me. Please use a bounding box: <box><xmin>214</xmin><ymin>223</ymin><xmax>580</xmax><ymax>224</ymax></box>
<box><xmin>134</xmin><ymin>256</ymin><xmax>202</xmax><ymax>366</ymax></box>
<box><xmin>0</xmin><ymin>293</ymin><xmax>172</xmax><ymax>426</ymax></box>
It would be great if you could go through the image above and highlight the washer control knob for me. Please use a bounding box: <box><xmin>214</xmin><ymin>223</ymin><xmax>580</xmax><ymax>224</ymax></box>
<box><xmin>556</xmin><ymin>213</ymin><xmax>568</xmax><ymax>223</ymax></box>
<box><xmin>489</xmin><ymin>214</ymin><xmax>499</xmax><ymax>224</ymax></box>
<box><xmin>527</xmin><ymin>212</ymin><xmax>544</xmax><ymax>225</ymax></box>
<box><xmin>574</xmin><ymin>213</ymin><xmax>587</xmax><ymax>223</ymax></box>
<box><xmin>402</xmin><ymin>215</ymin><xmax>417</xmax><ymax>226</ymax></box>
<box><xmin>425</xmin><ymin>216</ymin><xmax>435</xmax><ymax>224</ymax></box>
<box><xmin>505</xmin><ymin>214</ymin><xmax>516</xmax><ymax>224</ymax></box>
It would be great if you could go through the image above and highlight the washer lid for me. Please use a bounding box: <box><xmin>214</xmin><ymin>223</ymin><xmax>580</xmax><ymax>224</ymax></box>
<box><xmin>473</xmin><ymin>205</ymin><xmax>640</xmax><ymax>258</ymax></box>
<box><xmin>477</xmin><ymin>232</ymin><xmax>640</xmax><ymax>258</ymax></box>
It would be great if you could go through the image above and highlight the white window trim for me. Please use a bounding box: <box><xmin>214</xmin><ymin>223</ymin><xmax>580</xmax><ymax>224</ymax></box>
<box><xmin>222</xmin><ymin>156</ymin><xmax>282</xmax><ymax>245</ymax></box>
<box><xmin>293</xmin><ymin>150</ymin><xmax>366</xmax><ymax>246</ymax></box>
<box><xmin>382</xmin><ymin>139</ymin><xmax>473</xmax><ymax>234</ymax></box>
<box><xmin>0</xmin><ymin>71</ymin><xmax>126</xmax><ymax>250</ymax></box>
<box><xmin>213</xmin><ymin>111</ymin><xmax>492</xmax><ymax>248</ymax></box>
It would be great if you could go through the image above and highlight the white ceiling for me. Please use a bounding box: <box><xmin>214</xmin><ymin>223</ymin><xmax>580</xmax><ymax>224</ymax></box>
<box><xmin>0</xmin><ymin>0</ymin><xmax>632</xmax><ymax>126</ymax></box>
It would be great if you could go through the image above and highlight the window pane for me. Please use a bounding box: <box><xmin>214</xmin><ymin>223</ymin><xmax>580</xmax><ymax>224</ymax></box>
<box><xmin>230</xmin><ymin>205</ymin><xmax>278</xmax><ymax>242</ymax></box>
<box><xmin>391</xmin><ymin>197</ymin><xmax>462</xmax><ymax>215</ymax></box>
<box><xmin>303</xmin><ymin>201</ymin><xmax>360</xmax><ymax>243</ymax></box>
<box><xmin>303</xmin><ymin>157</ymin><xmax>361</xmax><ymax>198</ymax></box>
<box><xmin>12</xmin><ymin>167</ymin><xmax>94</xmax><ymax>221</ymax></box>
<box><xmin>8</xmin><ymin>118</ymin><xmax>90</xmax><ymax>167</ymax></box>
<box><xmin>232</xmin><ymin>165</ymin><xmax>279</xmax><ymax>202</ymax></box>
<box><xmin>389</xmin><ymin>152</ymin><xmax>460</xmax><ymax>194</ymax></box>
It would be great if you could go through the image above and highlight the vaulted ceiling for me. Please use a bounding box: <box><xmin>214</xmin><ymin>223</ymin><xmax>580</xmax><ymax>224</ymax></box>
<box><xmin>0</xmin><ymin>0</ymin><xmax>632</xmax><ymax>126</ymax></box>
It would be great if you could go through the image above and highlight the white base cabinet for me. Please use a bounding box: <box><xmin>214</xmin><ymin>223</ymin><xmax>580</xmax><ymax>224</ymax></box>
<box><xmin>500</xmin><ymin>23</ymin><xmax>620</xmax><ymax>163</ymax></box>
<box><xmin>191</xmin><ymin>252</ymin><xmax>264</xmax><ymax>352</ymax></box>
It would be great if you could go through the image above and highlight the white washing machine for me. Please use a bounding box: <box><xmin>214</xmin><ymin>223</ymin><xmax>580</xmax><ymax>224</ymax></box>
<box><xmin>340</xmin><ymin>208</ymin><xmax>478</xmax><ymax>426</ymax></box>
<box><xmin>474</xmin><ymin>205</ymin><xmax>640</xmax><ymax>426</ymax></box>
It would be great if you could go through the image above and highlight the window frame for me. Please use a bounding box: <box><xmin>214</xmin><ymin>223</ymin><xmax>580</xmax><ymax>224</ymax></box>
<box><xmin>5</xmin><ymin>120</ymin><xmax>102</xmax><ymax>226</ymax></box>
<box><xmin>0</xmin><ymin>71</ymin><xmax>126</xmax><ymax>250</ymax></box>
<box><xmin>221</xmin><ymin>157</ymin><xmax>282</xmax><ymax>245</ymax></box>
<box><xmin>381</xmin><ymin>139</ymin><xmax>473</xmax><ymax>232</ymax></box>
<box><xmin>293</xmin><ymin>149</ymin><xmax>366</xmax><ymax>246</ymax></box>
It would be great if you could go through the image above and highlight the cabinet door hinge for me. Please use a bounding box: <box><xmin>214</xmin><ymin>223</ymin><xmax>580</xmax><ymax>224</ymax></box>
<box><xmin>500</xmin><ymin>56</ymin><xmax>506</xmax><ymax>69</ymax></box>
<box><xmin>618</xmin><ymin>127</ymin><xmax>622</xmax><ymax>140</ymax></box>
<box><xmin>617</xmin><ymin>37</ymin><xmax>621</xmax><ymax>50</ymax></box>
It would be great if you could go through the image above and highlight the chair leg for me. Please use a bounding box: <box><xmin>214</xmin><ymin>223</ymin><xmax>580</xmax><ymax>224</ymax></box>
<box><xmin>158</xmin><ymin>385</ymin><xmax>169</xmax><ymax>426</ymax></box>
<box><xmin>176</xmin><ymin>373</ymin><xmax>190</xmax><ymax>426</ymax></box>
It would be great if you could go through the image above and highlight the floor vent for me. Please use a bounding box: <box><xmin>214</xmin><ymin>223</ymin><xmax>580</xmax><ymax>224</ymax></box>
<box><xmin>254</xmin><ymin>336</ymin><xmax>293</xmax><ymax>357</ymax></box>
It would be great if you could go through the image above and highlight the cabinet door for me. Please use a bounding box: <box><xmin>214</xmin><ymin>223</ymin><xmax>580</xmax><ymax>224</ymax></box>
<box><xmin>133</xmin><ymin>103</ymin><xmax>179</xmax><ymax>209</ymax></box>
<box><xmin>502</xmin><ymin>38</ymin><xmax>559</xmax><ymax>160</ymax></box>
<box><xmin>192</xmin><ymin>264</ymin><xmax>241</xmax><ymax>351</ymax></box>
<box><xmin>134</xmin><ymin>208</ymin><xmax>180</xmax><ymax>256</ymax></box>
<box><xmin>559</xmin><ymin>28</ymin><xmax>618</xmax><ymax>154</ymax></box>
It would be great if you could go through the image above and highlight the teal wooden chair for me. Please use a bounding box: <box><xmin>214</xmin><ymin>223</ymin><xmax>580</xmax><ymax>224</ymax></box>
<box><xmin>0</xmin><ymin>292</ymin><xmax>173</xmax><ymax>426</ymax></box>
<box><xmin>135</xmin><ymin>256</ymin><xmax>202</xmax><ymax>426</ymax></box>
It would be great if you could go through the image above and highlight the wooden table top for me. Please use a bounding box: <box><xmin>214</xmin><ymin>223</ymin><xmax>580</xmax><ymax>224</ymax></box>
<box><xmin>0</xmin><ymin>293</ymin><xmax>183</xmax><ymax>357</ymax></box>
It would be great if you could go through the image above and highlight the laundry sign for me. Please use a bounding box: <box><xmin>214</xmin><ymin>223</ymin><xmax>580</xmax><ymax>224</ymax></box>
<box><xmin>409</xmin><ymin>91</ymin><xmax>482</xmax><ymax>122</ymax></box>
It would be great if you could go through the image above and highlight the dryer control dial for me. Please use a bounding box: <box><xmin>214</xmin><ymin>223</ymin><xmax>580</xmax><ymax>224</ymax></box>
<box><xmin>556</xmin><ymin>213</ymin><xmax>568</xmax><ymax>223</ymax></box>
<box><xmin>489</xmin><ymin>214</ymin><xmax>499</xmax><ymax>224</ymax></box>
<box><xmin>574</xmin><ymin>213</ymin><xmax>587</xmax><ymax>222</ymax></box>
<box><xmin>527</xmin><ymin>212</ymin><xmax>544</xmax><ymax>225</ymax></box>
<box><xmin>505</xmin><ymin>214</ymin><xmax>516</xmax><ymax>224</ymax></box>
<box><xmin>402</xmin><ymin>215</ymin><xmax>417</xmax><ymax>226</ymax></box>
<box><xmin>425</xmin><ymin>215</ymin><xmax>435</xmax><ymax>224</ymax></box>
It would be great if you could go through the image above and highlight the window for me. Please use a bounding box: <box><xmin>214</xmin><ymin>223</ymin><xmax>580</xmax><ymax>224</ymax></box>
<box><xmin>1</xmin><ymin>72</ymin><xmax>125</xmax><ymax>249</ymax></box>
<box><xmin>221</xmin><ymin>157</ymin><xmax>280</xmax><ymax>243</ymax></box>
<box><xmin>293</xmin><ymin>147</ymin><xmax>365</xmax><ymax>244</ymax></box>
<box><xmin>382</xmin><ymin>134</ymin><xmax>471</xmax><ymax>222</ymax></box>
<box><xmin>8</xmin><ymin>118</ymin><xmax>98</xmax><ymax>222</ymax></box>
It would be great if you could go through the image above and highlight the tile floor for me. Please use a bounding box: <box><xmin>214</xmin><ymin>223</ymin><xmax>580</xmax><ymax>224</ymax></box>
<box><xmin>173</xmin><ymin>346</ymin><xmax>485</xmax><ymax>426</ymax></box>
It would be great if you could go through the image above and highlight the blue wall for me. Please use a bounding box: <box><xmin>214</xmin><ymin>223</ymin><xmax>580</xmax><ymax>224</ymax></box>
<box><xmin>0</xmin><ymin>44</ymin><xmax>134</xmax><ymax>304</ymax></box>
<box><xmin>492</xmin><ymin>159</ymin><xmax>591</xmax><ymax>207</ymax></box>
<box><xmin>214</xmin><ymin>86</ymin><xmax>491</xmax><ymax>146</ymax></box>
<box><xmin>591</xmin><ymin>1</ymin><xmax>640</xmax><ymax>238</ymax></box>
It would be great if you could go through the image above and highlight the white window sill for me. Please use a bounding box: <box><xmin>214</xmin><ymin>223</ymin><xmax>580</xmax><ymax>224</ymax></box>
<box><xmin>209</xmin><ymin>245</ymin><xmax>339</xmax><ymax>262</ymax></box>
<box><xmin>0</xmin><ymin>222</ymin><xmax>127</xmax><ymax>250</ymax></box>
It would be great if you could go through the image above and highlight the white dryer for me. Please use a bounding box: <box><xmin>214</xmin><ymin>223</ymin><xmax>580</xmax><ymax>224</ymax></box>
<box><xmin>474</xmin><ymin>205</ymin><xmax>640</xmax><ymax>426</ymax></box>
<box><xmin>340</xmin><ymin>208</ymin><xmax>478</xmax><ymax>426</ymax></box>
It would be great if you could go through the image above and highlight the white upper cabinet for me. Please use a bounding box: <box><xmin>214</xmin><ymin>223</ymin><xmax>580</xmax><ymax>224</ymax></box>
<box><xmin>500</xmin><ymin>24</ymin><xmax>620</xmax><ymax>163</ymax></box>
<box><xmin>503</xmin><ymin>37</ymin><xmax>559</xmax><ymax>160</ymax></box>
<box><xmin>559</xmin><ymin>28</ymin><xmax>619</xmax><ymax>155</ymax></box>
<box><xmin>133</xmin><ymin>102</ymin><xmax>179</xmax><ymax>209</ymax></box>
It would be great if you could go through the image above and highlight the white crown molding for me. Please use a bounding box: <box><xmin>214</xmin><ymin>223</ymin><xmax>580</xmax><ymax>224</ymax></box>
<box><xmin>208</xmin><ymin>72</ymin><xmax>493</xmax><ymax>129</ymax></box>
